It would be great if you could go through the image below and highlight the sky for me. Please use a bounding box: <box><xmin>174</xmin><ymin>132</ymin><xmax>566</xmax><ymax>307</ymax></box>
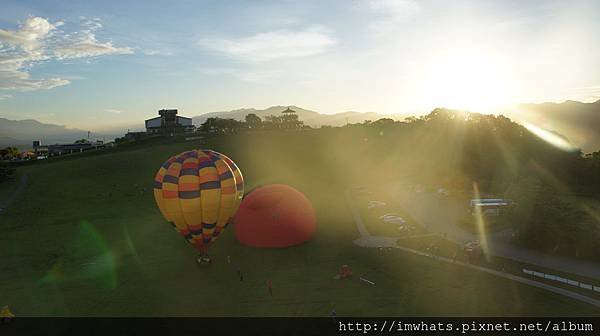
<box><xmin>0</xmin><ymin>0</ymin><xmax>600</xmax><ymax>130</ymax></box>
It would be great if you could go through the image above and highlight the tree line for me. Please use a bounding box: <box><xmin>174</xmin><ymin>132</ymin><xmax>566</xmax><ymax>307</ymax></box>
<box><xmin>199</xmin><ymin>112</ymin><xmax>305</xmax><ymax>134</ymax></box>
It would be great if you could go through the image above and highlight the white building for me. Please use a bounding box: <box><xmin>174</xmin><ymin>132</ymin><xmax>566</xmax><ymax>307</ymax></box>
<box><xmin>470</xmin><ymin>198</ymin><xmax>511</xmax><ymax>216</ymax></box>
<box><xmin>145</xmin><ymin>109</ymin><xmax>194</xmax><ymax>134</ymax></box>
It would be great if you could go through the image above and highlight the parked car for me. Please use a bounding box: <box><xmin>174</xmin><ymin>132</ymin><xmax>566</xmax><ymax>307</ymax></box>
<box><xmin>382</xmin><ymin>216</ymin><xmax>406</xmax><ymax>224</ymax></box>
<box><xmin>379</xmin><ymin>213</ymin><xmax>400</xmax><ymax>219</ymax></box>
<box><xmin>367</xmin><ymin>200</ymin><xmax>386</xmax><ymax>209</ymax></box>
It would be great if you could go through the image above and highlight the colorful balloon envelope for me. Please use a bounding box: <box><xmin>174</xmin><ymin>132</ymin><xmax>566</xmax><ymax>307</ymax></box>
<box><xmin>153</xmin><ymin>149</ymin><xmax>244</xmax><ymax>253</ymax></box>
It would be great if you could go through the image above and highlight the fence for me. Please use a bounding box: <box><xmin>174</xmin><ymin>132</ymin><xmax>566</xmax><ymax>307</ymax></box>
<box><xmin>523</xmin><ymin>268</ymin><xmax>600</xmax><ymax>293</ymax></box>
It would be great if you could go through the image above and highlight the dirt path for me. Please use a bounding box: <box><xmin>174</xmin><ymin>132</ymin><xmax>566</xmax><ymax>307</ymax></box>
<box><xmin>345</xmin><ymin>187</ymin><xmax>600</xmax><ymax>309</ymax></box>
<box><xmin>0</xmin><ymin>171</ymin><xmax>28</xmax><ymax>211</ymax></box>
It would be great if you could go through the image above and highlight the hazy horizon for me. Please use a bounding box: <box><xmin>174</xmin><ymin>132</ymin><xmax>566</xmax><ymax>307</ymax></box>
<box><xmin>0</xmin><ymin>98</ymin><xmax>598</xmax><ymax>134</ymax></box>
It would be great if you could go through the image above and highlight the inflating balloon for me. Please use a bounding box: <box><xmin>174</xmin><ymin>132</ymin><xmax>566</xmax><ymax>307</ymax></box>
<box><xmin>153</xmin><ymin>150</ymin><xmax>244</xmax><ymax>255</ymax></box>
<box><xmin>234</xmin><ymin>184</ymin><xmax>316</xmax><ymax>248</ymax></box>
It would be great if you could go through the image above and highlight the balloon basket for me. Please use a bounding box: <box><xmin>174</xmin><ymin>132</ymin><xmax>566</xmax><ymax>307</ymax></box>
<box><xmin>196</xmin><ymin>255</ymin><xmax>213</xmax><ymax>266</ymax></box>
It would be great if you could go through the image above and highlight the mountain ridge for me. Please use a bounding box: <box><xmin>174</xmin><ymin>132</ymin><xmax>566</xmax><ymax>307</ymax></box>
<box><xmin>2</xmin><ymin>99</ymin><xmax>600</xmax><ymax>152</ymax></box>
<box><xmin>507</xmin><ymin>99</ymin><xmax>600</xmax><ymax>152</ymax></box>
<box><xmin>191</xmin><ymin>105</ymin><xmax>402</xmax><ymax>127</ymax></box>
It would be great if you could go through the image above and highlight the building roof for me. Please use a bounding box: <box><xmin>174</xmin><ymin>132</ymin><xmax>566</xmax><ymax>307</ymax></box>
<box><xmin>145</xmin><ymin>116</ymin><xmax>162</xmax><ymax>122</ymax></box>
<box><xmin>282</xmin><ymin>107</ymin><xmax>296</xmax><ymax>114</ymax></box>
<box><xmin>159</xmin><ymin>109</ymin><xmax>178</xmax><ymax>115</ymax></box>
<box><xmin>473</xmin><ymin>202</ymin><xmax>509</xmax><ymax>207</ymax></box>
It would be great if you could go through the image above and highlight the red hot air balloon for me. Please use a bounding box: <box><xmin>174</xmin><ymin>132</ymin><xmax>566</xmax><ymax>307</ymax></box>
<box><xmin>234</xmin><ymin>184</ymin><xmax>316</xmax><ymax>248</ymax></box>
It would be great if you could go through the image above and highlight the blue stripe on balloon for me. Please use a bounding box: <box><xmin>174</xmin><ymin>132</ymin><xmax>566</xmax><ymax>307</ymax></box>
<box><xmin>162</xmin><ymin>175</ymin><xmax>179</xmax><ymax>184</ymax></box>
<box><xmin>180</xmin><ymin>168</ymin><xmax>198</xmax><ymax>176</ymax></box>
<box><xmin>179</xmin><ymin>190</ymin><xmax>200</xmax><ymax>199</ymax></box>
<box><xmin>202</xmin><ymin>222</ymin><xmax>217</xmax><ymax>229</ymax></box>
<box><xmin>200</xmin><ymin>181</ymin><xmax>221</xmax><ymax>190</ymax></box>
<box><xmin>198</xmin><ymin>160</ymin><xmax>215</xmax><ymax>169</ymax></box>
<box><xmin>219</xmin><ymin>170</ymin><xmax>233</xmax><ymax>180</ymax></box>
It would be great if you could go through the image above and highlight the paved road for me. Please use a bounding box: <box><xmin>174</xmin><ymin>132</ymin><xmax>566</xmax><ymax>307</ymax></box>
<box><xmin>388</xmin><ymin>183</ymin><xmax>600</xmax><ymax>281</ymax></box>
<box><xmin>345</xmin><ymin>188</ymin><xmax>600</xmax><ymax>308</ymax></box>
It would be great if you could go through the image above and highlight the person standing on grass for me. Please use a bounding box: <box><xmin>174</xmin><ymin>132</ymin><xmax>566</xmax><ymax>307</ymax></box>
<box><xmin>0</xmin><ymin>305</ymin><xmax>14</xmax><ymax>324</ymax></box>
<box><xmin>267</xmin><ymin>280</ymin><xmax>273</xmax><ymax>296</ymax></box>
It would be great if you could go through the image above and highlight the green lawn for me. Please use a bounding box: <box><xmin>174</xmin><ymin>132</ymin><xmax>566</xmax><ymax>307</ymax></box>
<box><xmin>0</xmin><ymin>166</ymin><xmax>23</xmax><ymax>205</ymax></box>
<box><xmin>1</xmin><ymin>130</ymin><xmax>599</xmax><ymax>316</ymax></box>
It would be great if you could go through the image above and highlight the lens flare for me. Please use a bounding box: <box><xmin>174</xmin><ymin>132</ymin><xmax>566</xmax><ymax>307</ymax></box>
<box><xmin>522</xmin><ymin>122</ymin><xmax>577</xmax><ymax>152</ymax></box>
<box><xmin>39</xmin><ymin>221</ymin><xmax>117</xmax><ymax>289</ymax></box>
<box><xmin>472</xmin><ymin>183</ymin><xmax>490</xmax><ymax>262</ymax></box>
<box><xmin>77</xmin><ymin>221</ymin><xmax>117</xmax><ymax>289</ymax></box>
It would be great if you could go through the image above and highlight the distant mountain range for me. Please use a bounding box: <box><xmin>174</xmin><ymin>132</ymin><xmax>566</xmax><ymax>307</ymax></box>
<box><xmin>191</xmin><ymin>105</ymin><xmax>401</xmax><ymax>127</ymax></box>
<box><xmin>2</xmin><ymin>100</ymin><xmax>599</xmax><ymax>152</ymax></box>
<box><xmin>0</xmin><ymin>107</ymin><xmax>399</xmax><ymax>149</ymax></box>
<box><xmin>505</xmin><ymin>99</ymin><xmax>600</xmax><ymax>153</ymax></box>
<box><xmin>0</xmin><ymin>118</ymin><xmax>89</xmax><ymax>149</ymax></box>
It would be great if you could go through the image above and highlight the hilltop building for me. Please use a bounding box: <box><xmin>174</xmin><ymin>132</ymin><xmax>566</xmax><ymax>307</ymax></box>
<box><xmin>145</xmin><ymin>109</ymin><xmax>194</xmax><ymax>134</ymax></box>
<box><xmin>33</xmin><ymin>140</ymin><xmax>105</xmax><ymax>157</ymax></box>
<box><xmin>280</xmin><ymin>107</ymin><xmax>303</xmax><ymax>129</ymax></box>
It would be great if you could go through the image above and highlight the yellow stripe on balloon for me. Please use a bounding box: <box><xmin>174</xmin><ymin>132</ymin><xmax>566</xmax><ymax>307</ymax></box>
<box><xmin>153</xmin><ymin>149</ymin><xmax>244</xmax><ymax>252</ymax></box>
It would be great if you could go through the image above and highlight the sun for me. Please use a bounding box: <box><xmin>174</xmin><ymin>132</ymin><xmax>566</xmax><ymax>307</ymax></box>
<box><xmin>422</xmin><ymin>49</ymin><xmax>514</xmax><ymax>112</ymax></box>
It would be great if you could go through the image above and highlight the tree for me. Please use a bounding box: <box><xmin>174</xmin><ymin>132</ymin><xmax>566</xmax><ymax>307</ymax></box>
<box><xmin>0</xmin><ymin>147</ymin><xmax>19</xmax><ymax>160</ymax></box>
<box><xmin>200</xmin><ymin>117</ymin><xmax>244</xmax><ymax>134</ymax></box>
<box><xmin>245</xmin><ymin>113</ymin><xmax>262</xmax><ymax>129</ymax></box>
<box><xmin>263</xmin><ymin>115</ymin><xmax>282</xmax><ymax>129</ymax></box>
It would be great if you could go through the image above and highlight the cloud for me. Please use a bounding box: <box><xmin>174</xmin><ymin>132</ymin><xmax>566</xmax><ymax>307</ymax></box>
<box><xmin>562</xmin><ymin>86</ymin><xmax>600</xmax><ymax>103</ymax></box>
<box><xmin>142</xmin><ymin>49</ymin><xmax>173</xmax><ymax>56</ymax></box>
<box><xmin>0</xmin><ymin>16</ymin><xmax>56</xmax><ymax>51</ymax></box>
<box><xmin>235</xmin><ymin>70</ymin><xmax>279</xmax><ymax>82</ymax></box>
<box><xmin>360</xmin><ymin>0</ymin><xmax>420</xmax><ymax>34</ymax></box>
<box><xmin>198</xmin><ymin>67</ymin><xmax>279</xmax><ymax>82</ymax></box>
<box><xmin>0</xmin><ymin>71</ymin><xmax>70</xmax><ymax>91</ymax></box>
<box><xmin>53</xmin><ymin>17</ymin><xmax>132</xmax><ymax>59</ymax></box>
<box><xmin>198</xmin><ymin>26</ymin><xmax>335</xmax><ymax>62</ymax></box>
<box><xmin>0</xmin><ymin>16</ymin><xmax>133</xmax><ymax>92</ymax></box>
<box><xmin>54</xmin><ymin>33</ymin><xmax>133</xmax><ymax>59</ymax></box>
<box><xmin>0</xmin><ymin>94</ymin><xmax>12</xmax><ymax>100</ymax></box>
<box><xmin>104</xmin><ymin>108</ymin><xmax>122</xmax><ymax>114</ymax></box>
<box><xmin>365</xmin><ymin>0</ymin><xmax>419</xmax><ymax>16</ymax></box>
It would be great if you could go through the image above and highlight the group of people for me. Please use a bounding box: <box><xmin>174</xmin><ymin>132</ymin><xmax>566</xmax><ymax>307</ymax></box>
<box><xmin>228</xmin><ymin>256</ymin><xmax>272</xmax><ymax>296</ymax></box>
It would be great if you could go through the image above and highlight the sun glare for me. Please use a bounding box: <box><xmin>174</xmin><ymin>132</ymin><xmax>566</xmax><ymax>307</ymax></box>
<box><xmin>422</xmin><ymin>49</ymin><xmax>514</xmax><ymax>112</ymax></box>
<box><xmin>522</xmin><ymin>122</ymin><xmax>578</xmax><ymax>152</ymax></box>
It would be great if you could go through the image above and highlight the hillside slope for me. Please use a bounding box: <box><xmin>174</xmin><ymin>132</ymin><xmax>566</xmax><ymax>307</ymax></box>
<box><xmin>0</xmin><ymin>129</ymin><xmax>597</xmax><ymax>316</ymax></box>
<box><xmin>0</xmin><ymin>117</ymin><xmax>90</xmax><ymax>146</ymax></box>
<box><xmin>507</xmin><ymin>99</ymin><xmax>600</xmax><ymax>153</ymax></box>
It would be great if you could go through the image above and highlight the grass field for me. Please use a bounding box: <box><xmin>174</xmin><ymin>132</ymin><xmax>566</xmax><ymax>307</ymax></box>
<box><xmin>1</xmin><ymin>130</ymin><xmax>599</xmax><ymax>316</ymax></box>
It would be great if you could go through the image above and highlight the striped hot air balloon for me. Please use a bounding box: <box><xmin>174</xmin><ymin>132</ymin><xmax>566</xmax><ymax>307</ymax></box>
<box><xmin>153</xmin><ymin>149</ymin><xmax>244</xmax><ymax>255</ymax></box>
